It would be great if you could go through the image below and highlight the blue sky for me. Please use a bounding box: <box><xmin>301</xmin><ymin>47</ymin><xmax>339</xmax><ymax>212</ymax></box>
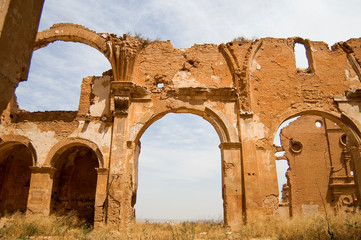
<box><xmin>15</xmin><ymin>0</ymin><xmax>361</xmax><ymax>220</ymax></box>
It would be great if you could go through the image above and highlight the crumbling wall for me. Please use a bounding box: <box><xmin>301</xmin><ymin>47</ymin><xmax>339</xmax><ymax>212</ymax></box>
<box><xmin>280</xmin><ymin>115</ymin><xmax>356</xmax><ymax>216</ymax></box>
<box><xmin>0</xmin><ymin>22</ymin><xmax>361</xmax><ymax>230</ymax></box>
<box><xmin>0</xmin><ymin>0</ymin><xmax>44</xmax><ymax>113</ymax></box>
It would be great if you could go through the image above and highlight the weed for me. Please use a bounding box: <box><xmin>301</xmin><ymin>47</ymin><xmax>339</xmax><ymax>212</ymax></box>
<box><xmin>0</xmin><ymin>211</ymin><xmax>361</xmax><ymax>239</ymax></box>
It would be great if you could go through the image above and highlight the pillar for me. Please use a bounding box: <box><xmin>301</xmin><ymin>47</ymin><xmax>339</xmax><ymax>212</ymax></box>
<box><xmin>106</xmin><ymin>81</ymin><xmax>136</xmax><ymax>229</ymax></box>
<box><xmin>220</xmin><ymin>142</ymin><xmax>244</xmax><ymax>230</ymax></box>
<box><xmin>0</xmin><ymin>0</ymin><xmax>44</xmax><ymax>114</ymax></box>
<box><xmin>26</xmin><ymin>167</ymin><xmax>56</xmax><ymax>215</ymax></box>
<box><xmin>94</xmin><ymin>168</ymin><xmax>109</xmax><ymax>227</ymax></box>
<box><xmin>350</xmin><ymin>146</ymin><xmax>361</xmax><ymax>203</ymax></box>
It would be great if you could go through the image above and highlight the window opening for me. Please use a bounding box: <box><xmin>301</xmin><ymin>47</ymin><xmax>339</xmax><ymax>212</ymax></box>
<box><xmin>315</xmin><ymin>120</ymin><xmax>323</xmax><ymax>128</ymax></box>
<box><xmin>294</xmin><ymin>42</ymin><xmax>309</xmax><ymax>70</ymax></box>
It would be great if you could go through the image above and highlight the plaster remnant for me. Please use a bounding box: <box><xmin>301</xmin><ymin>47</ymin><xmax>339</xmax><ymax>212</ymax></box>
<box><xmin>172</xmin><ymin>71</ymin><xmax>206</xmax><ymax>88</ymax></box>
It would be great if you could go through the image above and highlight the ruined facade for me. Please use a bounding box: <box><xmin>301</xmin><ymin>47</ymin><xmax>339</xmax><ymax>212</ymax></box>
<box><xmin>1</xmin><ymin>1</ymin><xmax>361</xmax><ymax>231</ymax></box>
<box><xmin>278</xmin><ymin>115</ymin><xmax>356</xmax><ymax>217</ymax></box>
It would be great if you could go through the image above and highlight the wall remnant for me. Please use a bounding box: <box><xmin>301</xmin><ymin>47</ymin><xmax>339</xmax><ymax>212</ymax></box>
<box><xmin>0</xmin><ymin>21</ymin><xmax>361</xmax><ymax>231</ymax></box>
<box><xmin>280</xmin><ymin>115</ymin><xmax>356</xmax><ymax>217</ymax></box>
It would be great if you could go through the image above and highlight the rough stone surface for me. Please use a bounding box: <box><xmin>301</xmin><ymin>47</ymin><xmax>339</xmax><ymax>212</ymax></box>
<box><xmin>0</xmin><ymin>19</ymin><xmax>361</xmax><ymax>231</ymax></box>
<box><xmin>0</xmin><ymin>0</ymin><xmax>44</xmax><ymax>113</ymax></box>
<box><xmin>280</xmin><ymin>115</ymin><xmax>356</xmax><ymax>217</ymax></box>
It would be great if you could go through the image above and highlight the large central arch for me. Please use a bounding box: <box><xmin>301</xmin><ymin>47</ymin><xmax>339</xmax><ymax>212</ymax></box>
<box><xmin>132</xmin><ymin>107</ymin><xmax>238</xmax><ymax>144</ymax></box>
<box><xmin>123</xmin><ymin>106</ymin><xmax>243</xmax><ymax>228</ymax></box>
<box><xmin>134</xmin><ymin>112</ymin><xmax>222</xmax><ymax>220</ymax></box>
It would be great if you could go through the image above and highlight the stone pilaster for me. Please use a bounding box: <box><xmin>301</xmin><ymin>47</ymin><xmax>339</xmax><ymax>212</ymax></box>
<box><xmin>26</xmin><ymin>167</ymin><xmax>56</xmax><ymax>215</ymax></box>
<box><xmin>107</xmin><ymin>81</ymin><xmax>136</xmax><ymax>229</ymax></box>
<box><xmin>219</xmin><ymin>142</ymin><xmax>244</xmax><ymax>230</ymax></box>
<box><xmin>94</xmin><ymin>168</ymin><xmax>109</xmax><ymax>228</ymax></box>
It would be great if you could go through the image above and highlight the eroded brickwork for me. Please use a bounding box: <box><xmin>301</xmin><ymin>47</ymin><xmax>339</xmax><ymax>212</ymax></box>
<box><xmin>280</xmin><ymin>116</ymin><xmax>356</xmax><ymax>217</ymax></box>
<box><xmin>0</xmin><ymin>22</ymin><xmax>361</xmax><ymax>231</ymax></box>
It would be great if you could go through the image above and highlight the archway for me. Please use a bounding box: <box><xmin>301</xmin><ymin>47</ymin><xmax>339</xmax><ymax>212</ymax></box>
<box><xmin>50</xmin><ymin>145</ymin><xmax>99</xmax><ymax>224</ymax></box>
<box><xmin>135</xmin><ymin>113</ymin><xmax>222</xmax><ymax>221</ymax></box>
<box><xmin>0</xmin><ymin>141</ymin><xmax>34</xmax><ymax>214</ymax></box>
<box><xmin>274</xmin><ymin>112</ymin><xmax>361</xmax><ymax>217</ymax></box>
<box><xmin>15</xmin><ymin>41</ymin><xmax>110</xmax><ymax>112</ymax></box>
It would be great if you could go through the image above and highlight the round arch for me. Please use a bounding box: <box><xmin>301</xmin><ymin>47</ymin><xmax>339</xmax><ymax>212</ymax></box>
<box><xmin>273</xmin><ymin>109</ymin><xmax>361</xmax><ymax>216</ymax></box>
<box><xmin>34</xmin><ymin>23</ymin><xmax>109</xmax><ymax>58</ymax></box>
<box><xmin>130</xmin><ymin>107</ymin><xmax>239</xmax><ymax>144</ymax></box>
<box><xmin>0</xmin><ymin>135</ymin><xmax>36</xmax><ymax>214</ymax></box>
<box><xmin>128</xmin><ymin>106</ymin><xmax>243</xmax><ymax>225</ymax></box>
<box><xmin>132</xmin><ymin>110</ymin><xmax>225</xmax><ymax>221</ymax></box>
<box><xmin>0</xmin><ymin>135</ymin><xmax>37</xmax><ymax>166</ymax></box>
<box><xmin>45</xmin><ymin>137</ymin><xmax>104</xmax><ymax>168</ymax></box>
<box><xmin>273</xmin><ymin>110</ymin><xmax>361</xmax><ymax>146</ymax></box>
<box><xmin>48</xmin><ymin>137</ymin><xmax>102</xmax><ymax>224</ymax></box>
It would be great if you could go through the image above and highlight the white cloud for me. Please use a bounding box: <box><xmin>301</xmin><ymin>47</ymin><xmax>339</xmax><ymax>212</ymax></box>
<box><xmin>37</xmin><ymin>0</ymin><xmax>361</xmax><ymax>48</ymax></box>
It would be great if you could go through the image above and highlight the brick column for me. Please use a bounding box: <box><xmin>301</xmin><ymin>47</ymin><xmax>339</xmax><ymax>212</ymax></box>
<box><xmin>94</xmin><ymin>168</ymin><xmax>109</xmax><ymax>228</ymax></box>
<box><xmin>220</xmin><ymin>142</ymin><xmax>244</xmax><ymax>230</ymax></box>
<box><xmin>26</xmin><ymin>167</ymin><xmax>56</xmax><ymax>215</ymax></box>
<box><xmin>107</xmin><ymin>81</ymin><xmax>136</xmax><ymax>229</ymax></box>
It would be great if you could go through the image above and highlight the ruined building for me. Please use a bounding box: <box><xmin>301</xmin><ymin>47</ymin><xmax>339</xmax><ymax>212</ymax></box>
<box><xmin>278</xmin><ymin>115</ymin><xmax>356</xmax><ymax>216</ymax></box>
<box><xmin>1</xmin><ymin>1</ymin><xmax>361</xmax><ymax>231</ymax></box>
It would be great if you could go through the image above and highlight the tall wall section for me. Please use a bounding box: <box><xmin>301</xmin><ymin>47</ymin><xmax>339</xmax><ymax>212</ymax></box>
<box><xmin>0</xmin><ymin>21</ymin><xmax>361</xmax><ymax>230</ymax></box>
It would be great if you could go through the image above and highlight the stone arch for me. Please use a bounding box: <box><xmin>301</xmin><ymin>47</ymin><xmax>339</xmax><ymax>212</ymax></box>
<box><xmin>128</xmin><ymin>106</ymin><xmax>242</xmax><ymax>225</ymax></box>
<box><xmin>273</xmin><ymin>110</ymin><xmax>361</xmax><ymax>146</ymax></box>
<box><xmin>45</xmin><ymin>137</ymin><xmax>104</xmax><ymax>168</ymax></box>
<box><xmin>0</xmin><ymin>135</ymin><xmax>37</xmax><ymax>166</ymax></box>
<box><xmin>34</xmin><ymin>23</ymin><xmax>109</xmax><ymax>58</ymax></box>
<box><xmin>47</xmin><ymin>138</ymin><xmax>103</xmax><ymax>224</ymax></box>
<box><xmin>131</xmin><ymin>107</ymin><xmax>238</xmax><ymax>144</ymax></box>
<box><xmin>273</xmin><ymin>109</ymin><xmax>361</xmax><ymax>216</ymax></box>
<box><xmin>0</xmin><ymin>135</ymin><xmax>36</xmax><ymax>214</ymax></box>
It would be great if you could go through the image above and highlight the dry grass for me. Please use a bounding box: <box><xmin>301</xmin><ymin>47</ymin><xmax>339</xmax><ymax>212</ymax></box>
<box><xmin>0</xmin><ymin>211</ymin><xmax>361</xmax><ymax>239</ymax></box>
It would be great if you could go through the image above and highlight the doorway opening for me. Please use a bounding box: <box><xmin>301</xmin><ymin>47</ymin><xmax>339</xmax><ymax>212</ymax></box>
<box><xmin>0</xmin><ymin>143</ymin><xmax>33</xmax><ymax>214</ymax></box>
<box><xmin>50</xmin><ymin>145</ymin><xmax>99</xmax><ymax>224</ymax></box>
<box><xmin>135</xmin><ymin>113</ymin><xmax>222</xmax><ymax>222</ymax></box>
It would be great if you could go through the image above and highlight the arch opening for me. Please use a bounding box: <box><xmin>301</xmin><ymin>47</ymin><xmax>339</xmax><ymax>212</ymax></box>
<box><xmin>0</xmin><ymin>143</ymin><xmax>33</xmax><ymax>214</ymax></box>
<box><xmin>15</xmin><ymin>41</ymin><xmax>110</xmax><ymax>112</ymax></box>
<box><xmin>134</xmin><ymin>113</ymin><xmax>223</xmax><ymax>222</ymax></box>
<box><xmin>50</xmin><ymin>145</ymin><xmax>99</xmax><ymax>224</ymax></box>
<box><xmin>274</xmin><ymin>113</ymin><xmax>360</xmax><ymax>217</ymax></box>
